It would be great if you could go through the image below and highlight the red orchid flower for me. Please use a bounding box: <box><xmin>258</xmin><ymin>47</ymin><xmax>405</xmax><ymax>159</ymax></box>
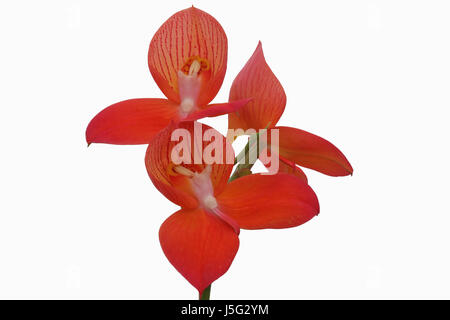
<box><xmin>86</xmin><ymin>7</ymin><xmax>249</xmax><ymax>146</ymax></box>
<box><xmin>228</xmin><ymin>42</ymin><xmax>353</xmax><ymax>181</ymax></box>
<box><xmin>145</xmin><ymin>121</ymin><xmax>319</xmax><ymax>295</ymax></box>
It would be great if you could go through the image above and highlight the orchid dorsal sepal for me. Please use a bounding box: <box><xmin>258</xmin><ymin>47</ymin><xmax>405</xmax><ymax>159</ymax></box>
<box><xmin>187</xmin><ymin>165</ymin><xmax>240</xmax><ymax>235</ymax></box>
<box><xmin>149</xmin><ymin>7</ymin><xmax>227</xmax><ymax>107</ymax></box>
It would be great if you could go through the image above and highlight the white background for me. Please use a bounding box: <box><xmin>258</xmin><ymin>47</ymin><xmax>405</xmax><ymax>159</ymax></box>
<box><xmin>1</xmin><ymin>0</ymin><xmax>449</xmax><ymax>299</ymax></box>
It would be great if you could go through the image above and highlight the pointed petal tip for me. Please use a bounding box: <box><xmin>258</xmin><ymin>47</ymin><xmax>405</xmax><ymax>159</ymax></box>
<box><xmin>187</xmin><ymin>5</ymin><xmax>199</xmax><ymax>12</ymax></box>
<box><xmin>332</xmin><ymin>163</ymin><xmax>353</xmax><ymax>177</ymax></box>
<box><xmin>276</xmin><ymin>126</ymin><xmax>353</xmax><ymax>177</ymax></box>
<box><xmin>339</xmin><ymin>160</ymin><xmax>353</xmax><ymax>177</ymax></box>
<box><xmin>253</xmin><ymin>41</ymin><xmax>265</xmax><ymax>58</ymax></box>
<box><xmin>257</xmin><ymin>40</ymin><xmax>263</xmax><ymax>50</ymax></box>
<box><xmin>340</xmin><ymin>158</ymin><xmax>354</xmax><ymax>176</ymax></box>
<box><xmin>228</xmin><ymin>41</ymin><xmax>285</xmax><ymax>130</ymax></box>
<box><xmin>85</xmin><ymin>130</ymin><xmax>93</xmax><ymax>147</ymax></box>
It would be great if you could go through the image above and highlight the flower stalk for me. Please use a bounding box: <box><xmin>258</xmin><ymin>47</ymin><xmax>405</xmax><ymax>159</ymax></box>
<box><xmin>199</xmin><ymin>285</ymin><xmax>211</xmax><ymax>300</ymax></box>
<box><xmin>200</xmin><ymin>138</ymin><xmax>256</xmax><ymax>300</ymax></box>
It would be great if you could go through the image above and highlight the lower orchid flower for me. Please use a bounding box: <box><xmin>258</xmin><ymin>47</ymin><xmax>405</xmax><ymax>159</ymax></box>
<box><xmin>86</xmin><ymin>7</ymin><xmax>249</xmax><ymax>146</ymax></box>
<box><xmin>145</xmin><ymin>121</ymin><xmax>320</xmax><ymax>296</ymax></box>
<box><xmin>228</xmin><ymin>42</ymin><xmax>353</xmax><ymax>180</ymax></box>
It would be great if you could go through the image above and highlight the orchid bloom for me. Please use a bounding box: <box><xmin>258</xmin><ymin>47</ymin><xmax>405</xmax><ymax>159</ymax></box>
<box><xmin>145</xmin><ymin>121</ymin><xmax>320</xmax><ymax>295</ymax></box>
<box><xmin>228</xmin><ymin>42</ymin><xmax>353</xmax><ymax>181</ymax></box>
<box><xmin>86</xmin><ymin>7</ymin><xmax>249</xmax><ymax>145</ymax></box>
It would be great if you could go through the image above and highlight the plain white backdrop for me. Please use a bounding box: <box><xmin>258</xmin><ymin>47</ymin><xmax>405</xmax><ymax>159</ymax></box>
<box><xmin>1</xmin><ymin>0</ymin><xmax>449</xmax><ymax>299</ymax></box>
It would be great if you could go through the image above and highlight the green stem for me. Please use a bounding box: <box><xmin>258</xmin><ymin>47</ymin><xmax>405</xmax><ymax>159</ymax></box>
<box><xmin>199</xmin><ymin>284</ymin><xmax>211</xmax><ymax>300</ymax></box>
<box><xmin>229</xmin><ymin>162</ymin><xmax>254</xmax><ymax>182</ymax></box>
<box><xmin>230</xmin><ymin>139</ymin><xmax>257</xmax><ymax>182</ymax></box>
<box><xmin>199</xmin><ymin>138</ymin><xmax>257</xmax><ymax>300</ymax></box>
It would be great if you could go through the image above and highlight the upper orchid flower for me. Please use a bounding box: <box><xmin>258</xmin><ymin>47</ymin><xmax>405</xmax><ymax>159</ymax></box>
<box><xmin>145</xmin><ymin>121</ymin><xmax>319</xmax><ymax>295</ymax></box>
<box><xmin>86</xmin><ymin>7</ymin><xmax>249</xmax><ymax>145</ymax></box>
<box><xmin>228</xmin><ymin>42</ymin><xmax>353</xmax><ymax>181</ymax></box>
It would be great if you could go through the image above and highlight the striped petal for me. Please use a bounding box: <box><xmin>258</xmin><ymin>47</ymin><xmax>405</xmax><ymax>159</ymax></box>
<box><xmin>148</xmin><ymin>7</ymin><xmax>227</xmax><ymax>106</ymax></box>
<box><xmin>145</xmin><ymin>121</ymin><xmax>234</xmax><ymax>208</ymax></box>
<box><xmin>228</xmin><ymin>42</ymin><xmax>286</xmax><ymax>131</ymax></box>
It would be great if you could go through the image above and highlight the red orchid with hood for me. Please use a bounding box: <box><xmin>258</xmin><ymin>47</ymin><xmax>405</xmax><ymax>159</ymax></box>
<box><xmin>86</xmin><ymin>7</ymin><xmax>249</xmax><ymax>146</ymax></box>
<box><xmin>228</xmin><ymin>42</ymin><xmax>353</xmax><ymax>181</ymax></box>
<box><xmin>145</xmin><ymin>121</ymin><xmax>320</xmax><ymax>296</ymax></box>
<box><xmin>86</xmin><ymin>6</ymin><xmax>352</xmax><ymax>299</ymax></box>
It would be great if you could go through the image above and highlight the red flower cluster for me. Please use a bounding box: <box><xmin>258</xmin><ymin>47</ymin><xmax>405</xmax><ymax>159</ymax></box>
<box><xmin>86</xmin><ymin>7</ymin><xmax>352</xmax><ymax>298</ymax></box>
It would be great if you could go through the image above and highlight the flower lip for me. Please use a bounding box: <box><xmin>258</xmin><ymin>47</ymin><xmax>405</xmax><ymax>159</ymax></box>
<box><xmin>178</xmin><ymin>70</ymin><xmax>201</xmax><ymax>117</ymax></box>
<box><xmin>177</xmin><ymin>57</ymin><xmax>214</xmax><ymax>118</ymax></box>
<box><xmin>190</xmin><ymin>166</ymin><xmax>217</xmax><ymax>210</ymax></box>
<box><xmin>176</xmin><ymin>165</ymin><xmax>240</xmax><ymax>235</ymax></box>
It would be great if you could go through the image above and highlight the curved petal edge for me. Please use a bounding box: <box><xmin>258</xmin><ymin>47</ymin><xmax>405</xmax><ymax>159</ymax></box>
<box><xmin>159</xmin><ymin>207</ymin><xmax>239</xmax><ymax>294</ymax></box>
<box><xmin>217</xmin><ymin>173</ymin><xmax>319</xmax><ymax>230</ymax></box>
<box><xmin>86</xmin><ymin>98</ymin><xmax>179</xmax><ymax>145</ymax></box>
<box><xmin>228</xmin><ymin>41</ymin><xmax>286</xmax><ymax>131</ymax></box>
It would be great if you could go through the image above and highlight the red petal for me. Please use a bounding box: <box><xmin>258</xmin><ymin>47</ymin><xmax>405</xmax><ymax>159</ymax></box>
<box><xmin>276</xmin><ymin>126</ymin><xmax>353</xmax><ymax>176</ymax></box>
<box><xmin>145</xmin><ymin>121</ymin><xmax>234</xmax><ymax>208</ymax></box>
<box><xmin>182</xmin><ymin>98</ymin><xmax>251</xmax><ymax>122</ymax></box>
<box><xmin>86</xmin><ymin>99</ymin><xmax>179</xmax><ymax>145</ymax></box>
<box><xmin>228</xmin><ymin>41</ymin><xmax>286</xmax><ymax>131</ymax></box>
<box><xmin>159</xmin><ymin>207</ymin><xmax>239</xmax><ymax>294</ymax></box>
<box><xmin>148</xmin><ymin>7</ymin><xmax>227</xmax><ymax>106</ymax></box>
<box><xmin>217</xmin><ymin>173</ymin><xmax>319</xmax><ymax>230</ymax></box>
